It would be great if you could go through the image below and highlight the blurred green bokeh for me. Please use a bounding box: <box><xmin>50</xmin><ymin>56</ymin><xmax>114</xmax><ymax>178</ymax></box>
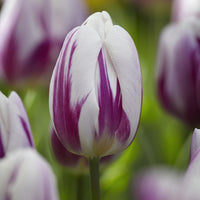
<box><xmin>0</xmin><ymin>0</ymin><xmax>193</xmax><ymax>199</ymax></box>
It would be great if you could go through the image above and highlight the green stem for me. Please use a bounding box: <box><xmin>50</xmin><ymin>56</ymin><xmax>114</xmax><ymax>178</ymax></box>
<box><xmin>74</xmin><ymin>175</ymin><xmax>84</xmax><ymax>200</ymax></box>
<box><xmin>89</xmin><ymin>158</ymin><xmax>101</xmax><ymax>200</ymax></box>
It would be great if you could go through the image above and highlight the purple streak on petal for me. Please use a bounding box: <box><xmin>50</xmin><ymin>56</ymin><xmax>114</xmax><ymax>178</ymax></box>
<box><xmin>116</xmin><ymin>110</ymin><xmax>130</xmax><ymax>143</ymax></box>
<box><xmin>97</xmin><ymin>49</ymin><xmax>130</xmax><ymax>143</ymax></box>
<box><xmin>19</xmin><ymin>116</ymin><xmax>34</xmax><ymax>148</ymax></box>
<box><xmin>0</xmin><ymin>128</ymin><xmax>5</xmax><ymax>158</ymax></box>
<box><xmin>53</xmin><ymin>29</ymin><xmax>88</xmax><ymax>153</ymax></box>
<box><xmin>5</xmin><ymin>161</ymin><xmax>21</xmax><ymax>200</ymax></box>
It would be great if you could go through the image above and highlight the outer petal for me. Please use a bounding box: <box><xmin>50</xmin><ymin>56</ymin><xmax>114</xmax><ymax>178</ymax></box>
<box><xmin>0</xmin><ymin>91</ymin><xmax>34</xmax><ymax>158</ymax></box>
<box><xmin>0</xmin><ymin>149</ymin><xmax>59</xmax><ymax>200</ymax></box>
<box><xmin>104</xmin><ymin>25</ymin><xmax>142</xmax><ymax>154</ymax></box>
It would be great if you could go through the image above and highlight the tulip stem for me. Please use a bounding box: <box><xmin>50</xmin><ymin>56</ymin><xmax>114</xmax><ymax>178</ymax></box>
<box><xmin>89</xmin><ymin>157</ymin><xmax>101</xmax><ymax>200</ymax></box>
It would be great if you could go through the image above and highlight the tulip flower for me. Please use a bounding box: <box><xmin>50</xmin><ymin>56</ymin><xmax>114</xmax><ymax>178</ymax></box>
<box><xmin>0</xmin><ymin>91</ymin><xmax>34</xmax><ymax>158</ymax></box>
<box><xmin>156</xmin><ymin>18</ymin><xmax>200</xmax><ymax>127</ymax></box>
<box><xmin>133</xmin><ymin>168</ymin><xmax>182</xmax><ymax>200</ymax></box>
<box><xmin>172</xmin><ymin>0</ymin><xmax>200</xmax><ymax>22</ymax></box>
<box><xmin>0</xmin><ymin>149</ymin><xmax>59</xmax><ymax>200</ymax></box>
<box><xmin>0</xmin><ymin>0</ymin><xmax>86</xmax><ymax>84</ymax></box>
<box><xmin>49</xmin><ymin>11</ymin><xmax>142</xmax><ymax>159</ymax></box>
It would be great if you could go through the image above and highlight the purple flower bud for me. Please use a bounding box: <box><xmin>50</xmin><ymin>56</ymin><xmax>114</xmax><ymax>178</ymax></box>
<box><xmin>51</xmin><ymin>128</ymin><xmax>114</xmax><ymax>168</ymax></box>
<box><xmin>133</xmin><ymin>168</ymin><xmax>182</xmax><ymax>200</ymax></box>
<box><xmin>172</xmin><ymin>0</ymin><xmax>200</xmax><ymax>22</ymax></box>
<box><xmin>0</xmin><ymin>149</ymin><xmax>59</xmax><ymax>200</ymax></box>
<box><xmin>0</xmin><ymin>91</ymin><xmax>34</xmax><ymax>158</ymax></box>
<box><xmin>157</xmin><ymin>18</ymin><xmax>200</xmax><ymax>127</ymax></box>
<box><xmin>0</xmin><ymin>0</ymin><xmax>87</xmax><ymax>84</ymax></box>
<box><xmin>49</xmin><ymin>11</ymin><xmax>142</xmax><ymax>158</ymax></box>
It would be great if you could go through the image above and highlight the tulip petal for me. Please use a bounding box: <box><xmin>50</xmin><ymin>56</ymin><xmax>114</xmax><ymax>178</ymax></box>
<box><xmin>104</xmin><ymin>25</ymin><xmax>142</xmax><ymax>151</ymax></box>
<box><xmin>63</xmin><ymin>25</ymin><xmax>102</xmax><ymax>156</ymax></box>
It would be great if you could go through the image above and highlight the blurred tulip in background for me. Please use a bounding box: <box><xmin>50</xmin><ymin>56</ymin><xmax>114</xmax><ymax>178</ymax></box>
<box><xmin>172</xmin><ymin>0</ymin><xmax>200</xmax><ymax>22</ymax></box>
<box><xmin>0</xmin><ymin>91</ymin><xmax>34</xmax><ymax>158</ymax></box>
<box><xmin>0</xmin><ymin>0</ymin><xmax>87</xmax><ymax>85</ymax></box>
<box><xmin>49</xmin><ymin>11</ymin><xmax>142</xmax><ymax>158</ymax></box>
<box><xmin>133</xmin><ymin>128</ymin><xmax>200</xmax><ymax>200</ymax></box>
<box><xmin>133</xmin><ymin>167</ymin><xmax>182</xmax><ymax>200</ymax></box>
<box><xmin>156</xmin><ymin>17</ymin><xmax>200</xmax><ymax>127</ymax></box>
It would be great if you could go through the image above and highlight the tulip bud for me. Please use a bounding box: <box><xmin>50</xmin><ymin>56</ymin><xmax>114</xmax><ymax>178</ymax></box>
<box><xmin>133</xmin><ymin>168</ymin><xmax>181</xmax><ymax>200</ymax></box>
<box><xmin>157</xmin><ymin>18</ymin><xmax>200</xmax><ymax>127</ymax></box>
<box><xmin>0</xmin><ymin>149</ymin><xmax>59</xmax><ymax>200</ymax></box>
<box><xmin>0</xmin><ymin>91</ymin><xmax>34</xmax><ymax>158</ymax></box>
<box><xmin>172</xmin><ymin>0</ymin><xmax>200</xmax><ymax>22</ymax></box>
<box><xmin>0</xmin><ymin>0</ymin><xmax>87</xmax><ymax>84</ymax></box>
<box><xmin>49</xmin><ymin>11</ymin><xmax>142</xmax><ymax>158</ymax></box>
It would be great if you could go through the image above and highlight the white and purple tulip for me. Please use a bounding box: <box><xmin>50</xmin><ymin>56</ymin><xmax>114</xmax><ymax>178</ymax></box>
<box><xmin>157</xmin><ymin>18</ymin><xmax>200</xmax><ymax>127</ymax></box>
<box><xmin>172</xmin><ymin>0</ymin><xmax>200</xmax><ymax>22</ymax></box>
<box><xmin>49</xmin><ymin>11</ymin><xmax>142</xmax><ymax>158</ymax></box>
<box><xmin>0</xmin><ymin>149</ymin><xmax>59</xmax><ymax>200</ymax></box>
<box><xmin>0</xmin><ymin>91</ymin><xmax>34</xmax><ymax>158</ymax></box>
<box><xmin>0</xmin><ymin>0</ymin><xmax>87</xmax><ymax>84</ymax></box>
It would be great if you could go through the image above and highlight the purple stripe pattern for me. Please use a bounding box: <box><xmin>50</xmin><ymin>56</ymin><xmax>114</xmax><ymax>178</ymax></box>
<box><xmin>49</xmin><ymin>11</ymin><xmax>142</xmax><ymax>157</ymax></box>
<box><xmin>19</xmin><ymin>116</ymin><xmax>34</xmax><ymax>147</ymax></box>
<box><xmin>52</xmin><ymin>29</ymin><xmax>87</xmax><ymax>153</ymax></box>
<box><xmin>157</xmin><ymin>19</ymin><xmax>200</xmax><ymax>127</ymax></box>
<box><xmin>0</xmin><ymin>128</ymin><xmax>5</xmax><ymax>158</ymax></box>
<box><xmin>97</xmin><ymin>50</ymin><xmax>130</xmax><ymax>144</ymax></box>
